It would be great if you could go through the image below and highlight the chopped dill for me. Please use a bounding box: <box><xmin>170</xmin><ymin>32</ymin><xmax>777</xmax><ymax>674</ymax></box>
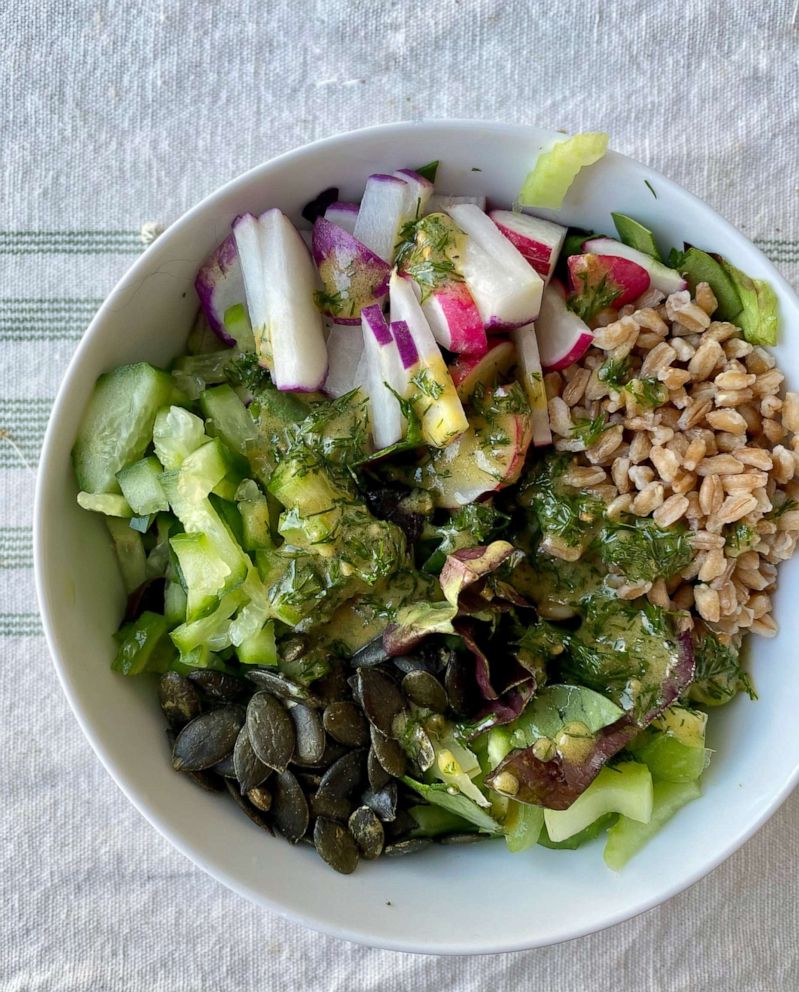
<box><xmin>689</xmin><ymin>630</ymin><xmax>756</xmax><ymax>706</ymax></box>
<box><xmin>567</xmin><ymin>270</ymin><xmax>621</xmax><ymax>322</ymax></box>
<box><xmin>725</xmin><ymin>521</ymin><xmax>756</xmax><ymax>557</ymax></box>
<box><xmin>599</xmin><ymin>516</ymin><xmax>694</xmax><ymax>582</ymax></box>
<box><xmin>570</xmin><ymin>412</ymin><xmax>608</xmax><ymax>448</ymax></box>
<box><xmin>598</xmin><ymin>356</ymin><xmax>631</xmax><ymax>388</ymax></box>
<box><xmin>625</xmin><ymin>376</ymin><xmax>668</xmax><ymax>410</ymax></box>
<box><xmin>410</xmin><ymin>368</ymin><xmax>444</xmax><ymax>400</ymax></box>
<box><xmin>766</xmin><ymin>497</ymin><xmax>797</xmax><ymax>521</ymax></box>
<box><xmin>644</xmin><ymin>179</ymin><xmax>658</xmax><ymax>199</ymax></box>
<box><xmin>313</xmin><ymin>288</ymin><xmax>348</xmax><ymax>316</ymax></box>
<box><xmin>525</xmin><ymin>455</ymin><xmax>603</xmax><ymax>547</ymax></box>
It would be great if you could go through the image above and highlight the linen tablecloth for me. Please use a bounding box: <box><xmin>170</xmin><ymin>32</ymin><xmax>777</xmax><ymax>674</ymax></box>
<box><xmin>3</xmin><ymin>1</ymin><xmax>798</xmax><ymax>989</ymax></box>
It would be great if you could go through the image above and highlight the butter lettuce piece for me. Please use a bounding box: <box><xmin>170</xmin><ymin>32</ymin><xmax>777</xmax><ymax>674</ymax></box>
<box><xmin>519</xmin><ymin>132</ymin><xmax>609</xmax><ymax>209</ymax></box>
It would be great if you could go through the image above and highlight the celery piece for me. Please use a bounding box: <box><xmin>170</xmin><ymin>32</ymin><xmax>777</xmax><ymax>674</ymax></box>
<box><xmin>544</xmin><ymin>762</ymin><xmax>653</xmax><ymax>843</ymax></box>
<box><xmin>604</xmin><ymin>780</ymin><xmax>701</xmax><ymax>870</ymax></box>
<box><xmin>518</xmin><ymin>132</ymin><xmax>609</xmax><ymax>209</ymax></box>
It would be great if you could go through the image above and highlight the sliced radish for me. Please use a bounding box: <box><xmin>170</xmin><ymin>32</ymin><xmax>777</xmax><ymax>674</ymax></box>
<box><xmin>194</xmin><ymin>235</ymin><xmax>245</xmax><ymax>345</ymax></box>
<box><xmin>324</xmin><ymin>201</ymin><xmax>359</xmax><ymax>234</ymax></box>
<box><xmin>583</xmin><ymin>237</ymin><xmax>687</xmax><ymax>294</ymax></box>
<box><xmin>421</xmin><ymin>281</ymin><xmax>487</xmax><ymax>356</ymax></box>
<box><xmin>324</xmin><ymin>325</ymin><xmax>365</xmax><ymax>398</ymax></box>
<box><xmin>393</xmin><ymin>169</ymin><xmax>433</xmax><ymax>215</ymax></box>
<box><xmin>389</xmin><ymin>271</ymin><xmax>469</xmax><ymax>448</ymax></box>
<box><xmin>446</xmin><ymin>203</ymin><xmax>544</xmax><ymax>330</ymax></box>
<box><xmin>449</xmin><ymin>338</ymin><xmax>516</xmax><ymax>400</ymax></box>
<box><xmin>427</xmin><ymin>193</ymin><xmax>486</xmax><ymax>214</ymax></box>
<box><xmin>233</xmin><ymin>213</ymin><xmax>272</xmax><ymax>364</ymax></box>
<box><xmin>353</xmin><ymin>174</ymin><xmax>414</xmax><ymax>263</ymax></box>
<box><xmin>489</xmin><ymin>210</ymin><xmax>567</xmax><ymax>282</ymax></box>
<box><xmin>312</xmin><ymin>217</ymin><xmax>391</xmax><ymax>325</ymax></box>
<box><xmin>422</xmin><ymin>386</ymin><xmax>534</xmax><ymax>508</ymax></box>
<box><xmin>240</xmin><ymin>209</ymin><xmax>327</xmax><ymax>391</ymax></box>
<box><xmin>511</xmin><ymin>323</ymin><xmax>552</xmax><ymax>446</ymax></box>
<box><xmin>535</xmin><ymin>280</ymin><xmax>594</xmax><ymax>372</ymax></box>
<box><xmin>361</xmin><ymin>304</ymin><xmax>405</xmax><ymax>448</ymax></box>
<box><xmin>568</xmin><ymin>252</ymin><xmax>650</xmax><ymax>308</ymax></box>
<box><xmin>390</xmin><ymin>318</ymin><xmax>419</xmax><ymax>370</ymax></box>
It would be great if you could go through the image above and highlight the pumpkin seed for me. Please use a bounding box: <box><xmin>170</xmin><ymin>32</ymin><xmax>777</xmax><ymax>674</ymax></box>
<box><xmin>245</xmin><ymin>668</ymin><xmax>319</xmax><ymax>706</ymax></box>
<box><xmin>291</xmin><ymin>738</ymin><xmax>349</xmax><ymax>772</ymax></box>
<box><xmin>313</xmin><ymin>817</ymin><xmax>359</xmax><ymax>874</ymax></box>
<box><xmin>350</xmin><ymin>635</ymin><xmax>389</xmax><ymax>668</ymax></box>
<box><xmin>370</xmin><ymin>726</ymin><xmax>406</xmax><ymax>778</ymax></box>
<box><xmin>187</xmin><ymin>670</ymin><xmax>246</xmax><ymax>702</ymax></box>
<box><xmin>312</xmin><ymin>662</ymin><xmax>350</xmax><ymax>705</ymax></box>
<box><xmin>367</xmin><ymin>747</ymin><xmax>391</xmax><ymax>791</ymax></box>
<box><xmin>158</xmin><ymin>672</ymin><xmax>202</xmax><ymax>729</ymax></box>
<box><xmin>171</xmin><ymin>705</ymin><xmax>245</xmax><ymax>772</ymax></box>
<box><xmin>392</xmin><ymin>655</ymin><xmax>431</xmax><ymax>675</ymax></box>
<box><xmin>246</xmin><ymin>691</ymin><xmax>295</xmax><ymax>773</ymax></box>
<box><xmin>348</xmin><ymin>806</ymin><xmax>384</xmax><ymax>860</ymax></box>
<box><xmin>211</xmin><ymin>752</ymin><xmax>237</xmax><ymax>778</ymax></box>
<box><xmin>357</xmin><ymin>668</ymin><xmax>405</xmax><ymax>737</ymax></box>
<box><xmin>272</xmin><ymin>770</ymin><xmax>310</xmax><ymax>843</ymax></box>
<box><xmin>225</xmin><ymin>779</ymin><xmax>273</xmax><ymax>833</ymax></box>
<box><xmin>444</xmin><ymin>653</ymin><xmax>478</xmax><ymax>717</ymax></box>
<box><xmin>247</xmin><ymin>786</ymin><xmax>272</xmax><ymax>812</ymax></box>
<box><xmin>312</xmin><ymin>750</ymin><xmax>365</xmax><ymax>821</ymax></box>
<box><xmin>385</xmin><ymin>808</ymin><xmax>416</xmax><ymax>841</ymax></box>
<box><xmin>166</xmin><ymin>730</ymin><xmax>225</xmax><ymax>791</ymax></box>
<box><xmin>287</xmin><ymin>702</ymin><xmax>326</xmax><ymax>764</ymax></box>
<box><xmin>401</xmin><ymin>670</ymin><xmax>448</xmax><ymax>712</ymax></box>
<box><xmin>323</xmin><ymin>701</ymin><xmax>369</xmax><ymax>747</ymax></box>
<box><xmin>361</xmin><ymin>782</ymin><xmax>398</xmax><ymax>822</ymax></box>
<box><xmin>383</xmin><ymin>838</ymin><xmax>432</xmax><ymax>857</ymax></box>
<box><xmin>233</xmin><ymin>724</ymin><xmax>271</xmax><ymax>794</ymax></box>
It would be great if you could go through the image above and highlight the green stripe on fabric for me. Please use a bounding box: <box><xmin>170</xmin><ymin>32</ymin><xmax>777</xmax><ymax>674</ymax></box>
<box><xmin>0</xmin><ymin>298</ymin><xmax>103</xmax><ymax>341</ymax></box>
<box><xmin>0</xmin><ymin>527</ymin><xmax>33</xmax><ymax>569</ymax></box>
<box><xmin>0</xmin><ymin>230</ymin><xmax>142</xmax><ymax>255</ymax></box>
<box><xmin>0</xmin><ymin>613</ymin><xmax>42</xmax><ymax>636</ymax></box>
<box><xmin>0</xmin><ymin>400</ymin><xmax>52</xmax><ymax>468</ymax></box>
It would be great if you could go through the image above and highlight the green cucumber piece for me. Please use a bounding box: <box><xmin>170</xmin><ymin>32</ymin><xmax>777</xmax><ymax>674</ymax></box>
<box><xmin>538</xmin><ymin>811</ymin><xmax>617</xmax><ymax>849</ymax></box>
<box><xmin>677</xmin><ymin>247</ymin><xmax>742</xmax><ymax>321</ymax></box>
<box><xmin>627</xmin><ymin>705</ymin><xmax>708</xmax><ymax>782</ymax></box>
<box><xmin>503</xmin><ymin>800</ymin><xmax>544</xmax><ymax>853</ymax></box>
<box><xmin>164</xmin><ymin>579</ymin><xmax>188</xmax><ymax>627</ymax></box>
<box><xmin>170</xmin><ymin>531</ymin><xmax>233</xmax><ymax>620</ymax></box>
<box><xmin>116</xmin><ymin>456</ymin><xmax>169</xmax><ymax>515</ymax></box>
<box><xmin>237</xmin><ymin>621</ymin><xmax>277</xmax><ymax>666</ymax></box>
<box><xmin>408</xmin><ymin>805</ymin><xmax>480</xmax><ymax>838</ymax></box>
<box><xmin>112</xmin><ymin>611</ymin><xmax>175</xmax><ymax>675</ymax></box>
<box><xmin>200</xmin><ymin>384</ymin><xmax>257</xmax><ymax>459</ymax></box>
<box><xmin>105</xmin><ymin>517</ymin><xmax>146</xmax><ymax>593</ymax></box>
<box><xmin>152</xmin><ymin>406</ymin><xmax>208</xmax><ymax>470</ymax></box>
<box><xmin>235</xmin><ymin>480</ymin><xmax>274</xmax><ymax>551</ymax></box>
<box><xmin>223</xmin><ymin>303</ymin><xmax>256</xmax><ymax>353</ymax></box>
<box><xmin>611</xmin><ymin>213</ymin><xmax>662</xmax><ymax>260</ymax></box>
<box><xmin>604</xmin><ymin>780</ymin><xmax>700</xmax><ymax>869</ymax></box>
<box><xmin>544</xmin><ymin>761</ymin><xmax>653</xmax><ymax>842</ymax></box>
<box><xmin>169</xmin><ymin>589</ymin><xmax>246</xmax><ymax>655</ymax></box>
<box><xmin>73</xmin><ymin>363</ymin><xmax>184</xmax><ymax>494</ymax></box>
<box><xmin>77</xmin><ymin>492</ymin><xmax>133</xmax><ymax>517</ymax></box>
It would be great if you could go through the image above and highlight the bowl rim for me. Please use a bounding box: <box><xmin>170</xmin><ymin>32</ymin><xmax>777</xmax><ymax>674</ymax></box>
<box><xmin>33</xmin><ymin>118</ymin><xmax>799</xmax><ymax>954</ymax></box>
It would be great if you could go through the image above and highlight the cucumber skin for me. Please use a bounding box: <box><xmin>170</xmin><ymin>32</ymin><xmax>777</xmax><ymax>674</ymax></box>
<box><xmin>73</xmin><ymin>363</ymin><xmax>185</xmax><ymax>494</ymax></box>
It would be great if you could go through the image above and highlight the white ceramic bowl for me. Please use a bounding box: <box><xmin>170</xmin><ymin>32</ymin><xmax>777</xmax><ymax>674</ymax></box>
<box><xmin>35</xmin><ymin>121</ymin><xmax>799</xmax><ymax>954</ymax></box>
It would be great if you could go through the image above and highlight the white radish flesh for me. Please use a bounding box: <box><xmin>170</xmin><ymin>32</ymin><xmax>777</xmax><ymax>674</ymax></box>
<box><xmin>361</xmin><ymin>304</ymin><xmax>405</xmax><ymax>448</ymax></box>
<box><xmin>324</xmin><ymin>201</ymin><xmax>359</xmax><ymax>234</ymax></box>
<box><xmin>449</xmin><ymin>338</ymin><xmax>516</xmax><ymax>400</ymax></box>
<box><xmin>446</xmin><ymin>202</ymin><xmax>544</xmax><ymax>330</ymax></box>
<box><xmin>535</xmin><ymin>281</ymin><xmax>594</xmax><ymax>371</ymax></box>
<box><xmin>233</xmin><ymin>213</ymin><xmax>273</xmax><ymax>364</ymax></box>
<box><xmin>353</xmin><ymin>174</ymin><xmax>413</xmax><ymax>263</ymax></box>
<box><xmin>427</xmin><ymin>193</ymin><xmax>486</xmax><ymax>214</ymax></box>
<box><xmin>324</xmin><ymin>325</ymin><xmax>366</xmax><ymax>397</ymax></box>
<box><xmin>194</xmin><ymin>235</ymin><xmax>245</xmax><ymax>345</ymax></box>
<box><xmin>393</xmin><ymin>169</ymin><xmax>434</xmax><ymax>215</ymax></box>
<box><xmin>511</xmin><ymin>323</ymin><xmax>552</xmax><ymax>446</ymax></box>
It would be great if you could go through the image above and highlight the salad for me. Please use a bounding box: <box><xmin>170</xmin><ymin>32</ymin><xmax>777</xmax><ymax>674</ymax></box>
<box><xmin>72</xmin><ymin>133</ymin><xmax>799</xmax><ymax>875</ymax></box>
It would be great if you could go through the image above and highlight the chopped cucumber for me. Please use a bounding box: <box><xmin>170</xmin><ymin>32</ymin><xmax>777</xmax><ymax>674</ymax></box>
<box><xmin>170</xmin><ymin>531</ymin><xmax>233</xmax><ymax>620</ymax></box>
<box><xmin>627</xmin><ymin>705</ymin><xmax>708</xmax><ymax>782</ymax></box>
<box><xmin>604</xmin><ymin>780</ymin><xmax>700</xmax><ymax>870</ymax></box>
<box><xmin>235</xmin><ymin>480</ymin><xmax>273</xmax><ymax>550</ymax></box>
<box><xmin>164</xmin><ymin>578</ymin><xmax>188</xmax><ymax>627</ymax></box>
<box><xmin>73</xmin><ymin>362</ymin><xmax>184</xmax><ymax>494</ymax></box>
<box><xmin>611</xmin><ymin>212</ymin><xmax>662</xmax><ymax>260</ymax></box>
<box><xmin>116</xmin><ymin>456</ymin><xmax>169</xmax><ymax>515</ymax></box>
<box><xmin>170</xmin><ymin>589</ymin><xmax>246</xmax><ymax>654</ymax></box>
<box><xmin>153</xmin><ymin>406</ymin><xmax>208</xmax><ymax>470</ymax></box>
<box><xmin>199</xmin><ymin>384</ymin><xmax>257</xmax><ymax>459</ymax></box>
<box><xmin>77</xmin><ymin>492</ymin><xmax>132</xmax><ymax>517</ymax></box>
<box><xmin>237</xmin><ymin>621</ymin><xmax>277</xmax><ymax>665</ymax></box>
<box><xmin>538</xmin><ymin>812</ymin><xmax>617</xmax><ymax>850</ymax></box>
<box><xmin>409</xmin><ymin>805</ymin><xmax>480</xmax><ymax>838</ymax></box>
<box><xmin>544</xmin><ymin>761</ymin><xmax>653</xmax><ymax>843</ymax></box>
<box><xmin>105</xmin><ymin>517</ymin><xmax>146</xmax><ymax>593</ymax></box>
<box><xmin>503</xmin><ymin>800</ymin><xmax>544</xmax><ymax>853</ymax></box>
<box><xmin>112</xmin><ymin>611</ymin><xmax>175</xmax><ymax>675</ymax></box>
<box><xmin>675</xmin><ymin>246</ymin><xmax>742</xmax><ymax>321</ymax></box>
<box><xmin>223</xmin><ymin>303</ymin><xmax>256</xmax><ymax>353</ymax></box>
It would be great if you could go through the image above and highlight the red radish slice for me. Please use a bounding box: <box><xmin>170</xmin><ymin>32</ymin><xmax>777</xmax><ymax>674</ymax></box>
<box><xmin>582</xmin><ymin>237</ymin><xmax>687</xmax><ymax>294</ymax></box>
<box><xmin>393</xmin><ymin>169</ymin><xmax>433</xmax><ymax>214</ymax></box>
<box><xmin>361</xmin><ymin>304</ymin><xmax>405</xmax><ymax>448</ymax></box>
<box><xmin>233</xmin><ymin>213</ymin><xmax>273</xmax><ymax>363</ymax></box>
<box><xmin>445</xmin><ymin>203</ymin><xmax>544</xmax><ymax>330</ymax></box>
<box><xmin>449</xmin><ymin>338</ymin><xmax>516</xmax><ymax>400</ymax></box>
<box><xmin>312</xmin><ymin>217</ymin><xmax>391</xmax><ymax>325</ymax></box>
<box><xmin>568</xmin><ymin>252</ymin><xmax>650</xmax><ymax>308</ymax></box>
<box><xmin>353</xmin><ymin>174</ymin><xmax>414</xmax><ymax>263</ymax></box>
<box><xmin>535</xmin><ymin>280</ymin><xmax>594</xmax><ymax>371</ymax></box>
<box><xmin>324</xmin><ymin>201</ymin><xmax>359</xmax><ymax>234</ymax></box>
<box><xmin>511</xmin><ymin>323</ymin><xmax>552</xmax><ymax>446</ymax></box>
<box><xmin>489</xmin><ymin>210</ymin><xmax>567</xmax><ymax>282</ymax></box>
<box><xmin>389</xmin><ymin>271</ymin><xmax>469</xmax><ymax>447</ymax></box>
<box><xmin>428</xmin><ymin>193</ymin><xmax>486</xmax><ymax>214</ymax></box>
<box><xmin>263</xmin><ymin>209</ymin><xmax>328</xmax><ymax>391</ymax></box>
<box><xmin>195</xmin><ymin>235</ymin><xmax>245</xmax><ymax>345</ymax></box>
<box><xmin>324</xmin><ymin>325</ymin><xmax>365</xmax><ymax>398</ymax></box>
<box><xmin>421</xmin><ymin>281</ymin><xmax>487</xmax><ymax>356</ymax></box>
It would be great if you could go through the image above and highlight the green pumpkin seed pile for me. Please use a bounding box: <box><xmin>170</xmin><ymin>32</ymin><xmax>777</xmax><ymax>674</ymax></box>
<box><xmin>160</xmin><ymin>639</ymin><xmax>472</xmax><ymax>874</ymax></box>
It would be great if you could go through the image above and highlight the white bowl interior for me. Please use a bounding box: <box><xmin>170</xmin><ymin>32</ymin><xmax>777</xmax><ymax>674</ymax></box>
<box><xmin>35</xmin><ymin>121</ymin><xmax>799</xmax><ymax>953</ymax></box>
